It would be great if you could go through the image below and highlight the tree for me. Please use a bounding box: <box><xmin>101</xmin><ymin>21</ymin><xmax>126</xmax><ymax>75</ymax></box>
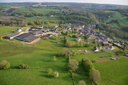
<box><xmin>18</xmin><ymin>64</ymin><xmax>28</xmax><ymax>69</ymax></box>
<box><xmin>54</xmin><ymin>71</ymin><xmax>59</xmax><ymax>78</ymax></box>
<box><xmin>82</xmin><ymin>57</ymin><xmax>94</xmax><ymax>72</ymax></box>
<box><xmin>21</xmin><ymin>20</ymin><xmax>27</xmax><ymax>27</ymax></box>
<box><xmin>89</xmin><ymin>69</ymin><xmax>100</xmax><ymax>85</ymax></box>
<box><xmin>59</xmin><ymin>48</ymin><xmax>73</xmax><ymax>58</ymax></box>
<box><xmin>79</xmin><ymin>41</ymin><xmax>84</xmax><ymax>47</ymax></box>
<box><xmin>68</xmin><ymin>59</ymin><xmax>79</xmax><ymax>72</ymax></box>
<box><xmin>28</xmin><ymin>21</ymin><xmax>36</xmax><ymax>26</ymax></box>
<box><xmin>78</xmin><ymin>80</ymin><xmax>86</xmax><ymax>85</ymax></box>
<box><xmin>65</xmin><ymin>41</ymin><xmax>76</xmax><ymax>47</ymax></box>
<box><xmin>0</xmin><ymin>60</ymin><xmax>10</xmax><ymax>69</ymax></box>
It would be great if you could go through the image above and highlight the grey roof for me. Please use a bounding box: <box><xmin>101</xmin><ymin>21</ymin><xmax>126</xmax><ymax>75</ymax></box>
<box><xmin>5</xmin><ymin>33</ymin><xmax>20</xmax><ymax>38</ymax></box>
<box><xmin>30</xmin><ymin>28</ymin><xmax>48</xmax><ymax>35</ymax></box>
<box><xmin>30</xmin><ymin>30</ymin><xmax>42</xmax><ymax>35</ymax></box>
<box><xmin>15</xmin><ymin>33</ymin><xmax>38</xmax><ymax>42</ymax></box>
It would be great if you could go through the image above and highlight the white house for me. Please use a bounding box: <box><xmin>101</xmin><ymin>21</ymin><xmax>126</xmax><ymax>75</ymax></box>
<box><xmin>76</xmin><ymin>37</ymin><xmax>82</xmax><ymax>42</ymax></box>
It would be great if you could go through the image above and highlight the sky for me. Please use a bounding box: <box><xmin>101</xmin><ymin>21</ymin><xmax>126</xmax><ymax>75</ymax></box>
<box><xmin>0</xmin><ymin>0</ymin><xmax>128</xmax><ymax>5</ymax></box>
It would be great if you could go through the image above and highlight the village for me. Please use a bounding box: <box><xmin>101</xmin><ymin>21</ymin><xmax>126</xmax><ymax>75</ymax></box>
<box><xmin>3</xmin><ymin>24</ymin><xmax>128</xmax><ymax>59</ymax></box>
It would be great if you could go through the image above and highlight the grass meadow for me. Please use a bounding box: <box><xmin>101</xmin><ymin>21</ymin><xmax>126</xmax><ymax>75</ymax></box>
<box><xmin>0</xmin><ymin>26</ymin><xmax>128</xmax><ymax>85</ymax></box>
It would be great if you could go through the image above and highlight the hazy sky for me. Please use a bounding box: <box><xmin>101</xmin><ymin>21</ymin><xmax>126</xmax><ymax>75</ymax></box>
<box><xmin>0</xmin><ymin>0</ymin><xmax>128</xmax><ymax>5</ymax></box>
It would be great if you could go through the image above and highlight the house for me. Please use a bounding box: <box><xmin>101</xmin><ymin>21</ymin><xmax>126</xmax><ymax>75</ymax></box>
<box><xmin>93</xmin><ymin>47</ymin><xmax>100</xmax><ymax>52</ymax></box>
<box><xmin>103</xmin><ymin>40</ymin><xmax>109</xmax><ymax>44</ymax></box>
<box><xmin>124</xmin><ymin>45</ymin><xmax>128</xmax><ymax>48</ymax></box>
<box><xmin>110</xmin><ymin>58</ymin><xmax>116</xmax><ymax>60</ymax></box>
<box><xmin>69</xmin><ymin>35</ymin><xmax>73</xmax><ymax>37</ymax></box>
<box><xmin>45</xmin><ymin>34</ymin><xmax>53</xmax><ymax>37</ymax></box>
<box><xmin>37</xmin><ymin>26</ymin><xmax>43</xmax><ymax>29</ymax></box>
<box><xmin>41</xmin><ymin>28</ymin><xmax>49</xmax><ymax>33</ymax></box>
<box><xmin>16</xmin><ymin>28</ymin><xmax>22</xmax><ymax>32</ymax></box>
<box><xmin>4</xmin><ymin>33</ymin><xmax>21</xmax><ymax>39</ymax></box>
<box><xmin>65</xmin><ymin>26</ymin><xmax>72</xmax><ymax>31</ymax></box>
<box><xmin>99</xmin><ymin>42</ymin><xmax>104</xmax><ymax>47</ymax></box>
<box><xmin>76</xmin><ymin>37</ymin><xmax>82</xmax><ymax>42</ymax></box>
<box><xmin>15</xmin><ymin>33</ymin><xmax>38</xmax><ymax>42</ymax></box>
<box><xmin>87</xmin><ymin>34</ymin><xmax>96</xmax><ymax>39</ymax></box>
<box><xmin>73</xmin><ymin>25</ymin><xmax>84</xmax><ymax>32</ymax></box>
<box><xmin>126</xmin><ymin>54</ymin><xmax>128</xmax><ymax>57</ymax></box>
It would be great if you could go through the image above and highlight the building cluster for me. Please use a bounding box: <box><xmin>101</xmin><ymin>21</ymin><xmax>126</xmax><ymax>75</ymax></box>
<box><xmin>4</xmin><ymin>26</ymin><xmax>55</xmax><ymax>42</ymax></box>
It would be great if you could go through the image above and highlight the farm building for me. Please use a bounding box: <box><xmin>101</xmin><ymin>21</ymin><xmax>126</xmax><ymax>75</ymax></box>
<box><xmin>30</xmin><ymin>28</ymin><xmax>49</xmax><ymax>35</ymax></box>
<box><xmin>16</xmin><ymin>28</ymin><xmax>22</xmax><ymax>32</ymax></box>
<box><xmin>30</xmin><ymin>30</ymin><xmax>43</xmax><ymax>35</ymax></box>
<box><xmin>76</xmin><ymin>37</ymin><xmax>82</xmax><ymax>42</ymax></box>
<box><xmin>15</xmin><ymin>33</ymin><xmax>38</xmax><ymax>42</ymax></box>
<box><xmin>4</xmin><ymin>33</ymin><xmax>21</xmax><ymax>39</ymax></box>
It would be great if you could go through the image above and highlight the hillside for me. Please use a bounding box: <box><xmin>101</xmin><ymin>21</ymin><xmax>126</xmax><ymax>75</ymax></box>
<box><xmin>0</xmin><ymin>2</ymin><xmax>128</xmax><ymax>85</ymax></box>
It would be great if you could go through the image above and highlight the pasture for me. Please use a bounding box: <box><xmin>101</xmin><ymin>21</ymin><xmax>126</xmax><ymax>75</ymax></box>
<box><xmin>0</xmin><ymin>26</ymin><xmax>128</xmax><ymax>85</ymax></box>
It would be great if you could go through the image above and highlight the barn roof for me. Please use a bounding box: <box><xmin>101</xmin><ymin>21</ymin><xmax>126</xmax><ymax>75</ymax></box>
<box><xmin>15</xmin><ymin>33</ymin><xmax>38</xmax><ymax>42</ymax></box>
<box><xmin>5</xmin><ymin>33</ymin><xmax>20</xmax><ymax>38</ymax></box>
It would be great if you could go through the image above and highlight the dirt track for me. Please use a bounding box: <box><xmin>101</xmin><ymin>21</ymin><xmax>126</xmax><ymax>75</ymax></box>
<box><xmin>96</xmin><ymin>59</ymin><xmax>111</xmax><ymax>62</ymax></box>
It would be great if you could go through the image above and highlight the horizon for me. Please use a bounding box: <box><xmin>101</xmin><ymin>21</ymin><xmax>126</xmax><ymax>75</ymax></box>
<box><xmin>0</xmin><ymin>0</ymin><xmax>128</xmax><ymax>6</ymax></box>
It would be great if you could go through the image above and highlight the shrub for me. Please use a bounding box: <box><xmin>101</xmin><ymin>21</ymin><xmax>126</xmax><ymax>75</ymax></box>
<box><xmin>72</xmin><ymin>50</ymin><xmax>77</xmax><ymax>56</ymax></box>
<box><xmin>68</xmin><ymin>59</ymin><xmax>79</xmax><ymax>72</ymax></box>
<box><xmin>77</xmin><ymin>80</ymin><xmax>86</xmax><ymax>85</ymax></box>
<box><xmin>59</xmin><ymin>48</ymin><xmax>73</xmax><ymax>58</ymax></box>
<box><xmin>0</xmin><ymin>60</ymin><xmax>10</xmax><ymax>70</ymax></box>
<box><xmin>53</xmin><ymin>56</ymin><xmax>57</xmax><ymax>61</ymax></box>
<box><xmin>47</xmin><ymin>68</ymin><xmax>53</xmax><ymax>76</ymax></box>
<box><xmin>18</xmin><ymin>64</ymin><xmax>28</xmax><ymax>69</ymax></box>
<box><xmin>82</xmin><ymin>57</ymin><xmax>94</xmax><ymax>72</ymax></box>
<box><xmin>65</xmin><ymin>41</ymin><xmax>76</xmax><ymax>47</ymax></box>
<box><xmin>54</xmin><ymin>71</ymin><xmax>59</xmax><ymax>78</ymax></box>
<box><xmin>89</xmin><ymin>69</ymin><xmax>100</xmax><ymax>85</ymax></box>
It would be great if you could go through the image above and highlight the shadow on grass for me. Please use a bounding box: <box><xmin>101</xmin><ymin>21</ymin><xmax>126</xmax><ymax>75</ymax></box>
<box><xmin>74</xmin><ymin>62</ymin><xmax>92</xmax><ymax>84</ymax></box>
<box><xmin>11</xmin><ymin>66</ymin><xmax>19</xmax><ymax>69</ymax></box>
<box><xmin>39</xmin><ymin>71</ymin><xmax>54</xmax><ymax>78</ymax></box>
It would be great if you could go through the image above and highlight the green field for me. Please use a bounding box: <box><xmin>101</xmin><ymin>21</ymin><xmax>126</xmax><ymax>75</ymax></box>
<box><xmin>32</xmin><ymin>7</ymin><xmax>60</xmax><ymax>13</ymax></box>
<box><xmin>26</xmin><ymin>16</ymin><xmax>60</xmax><ymax>21</ymax></box>
<box><xmin>106</xmin><ymin>11</ymin><xmax>128</xmax><ymax>27</ymax></box>
<box><xmin>0</xmin><ymin>26</ymin><xmax>128</xmax><ymax>85</ymax></box>
<box><xmin>0</xmin><ymin>37</ymin><xmax>72</xmax><ymax>85</ymax></box>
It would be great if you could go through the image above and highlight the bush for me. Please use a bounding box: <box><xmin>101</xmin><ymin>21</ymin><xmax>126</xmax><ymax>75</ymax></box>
<box><xmin>82</xmin><ymin>57</ymin><xmax>94</xmax><ymax>72</ymax></box>
<box><xmin>58</xmin><ymin>48</ymin><xmax>73</xmax><ymax>58</ymax></box>
<box><xmin>68</xmin><ymin>59</ymin><xmax>79</xmax><ymax>72</ymax></box>
<box><xmin>47</xmin><ymin>68</ymin><xmax>53</xmax><ymax>77</ymax></box>
<box><xmin>0</xmin><ymin>60</ymin><xmax>10</xmax><ymax>70</ymax></box>
<box><xmin>77</xmin><ymin>80</ymin><xmax>86</xmax><ymax>85</ymax></box>
<box><xmin>89</xmin><ymin>69</ymin><xmax>100</xmax><ymax>85</ymax></box>
<box><xmin>54</xmin><ymin>71</ymin><xmax>59</xmax><ymax>78</ymax></box>
<box><xmin>53</xmin><ymin>56</ymin><xmax>57</xmax><ymax>61</ymax></box>
<box><xmin>18</xmin><ymin>64</ymin><xmax>28</xmax><ymax>69</ymax></box>
<box><xmin>65</xmin><ymin>41</ymin><xmax>76</xmax><ymax>47</ymax></box>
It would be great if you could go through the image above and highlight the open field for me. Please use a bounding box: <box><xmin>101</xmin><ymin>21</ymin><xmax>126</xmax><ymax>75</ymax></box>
<box><xmin>26</xmin><ymin>16</ymin><xmax>60</xmax><ymax>21</ymax></box>
<box><xmin>0</xmin><ymin>2</ymin><xmax>128</xmax><ymax>85</ymax></box>
<box><xmin>0</xmin><ymin>24</ymin><xmax>128</xmax><ymax>85</ymax></box>
<box><xmin>94</xmin><ymin>57</ymin><xmax>128</xmax><ymax>85</ymax></box>
<box><xmin>0</xmin><ymin>39</ymin><xmax>72</xmax><ymax>85</ymax></box>
<box><xmin>32</xmin><ymin>7</ymin><xmax>60</xmax><ymax>13</ymax></box>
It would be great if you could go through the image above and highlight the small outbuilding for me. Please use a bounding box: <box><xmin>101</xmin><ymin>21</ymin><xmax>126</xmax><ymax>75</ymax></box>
<box><xmin>16</xmin><ymin>28</ymin><xmax>22</xmax><ymax>32</ymax></box>
<box><xmin>76</xmin><ymin>37</ymin><xmax>82</xmax><ymax>42</ymax></box>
